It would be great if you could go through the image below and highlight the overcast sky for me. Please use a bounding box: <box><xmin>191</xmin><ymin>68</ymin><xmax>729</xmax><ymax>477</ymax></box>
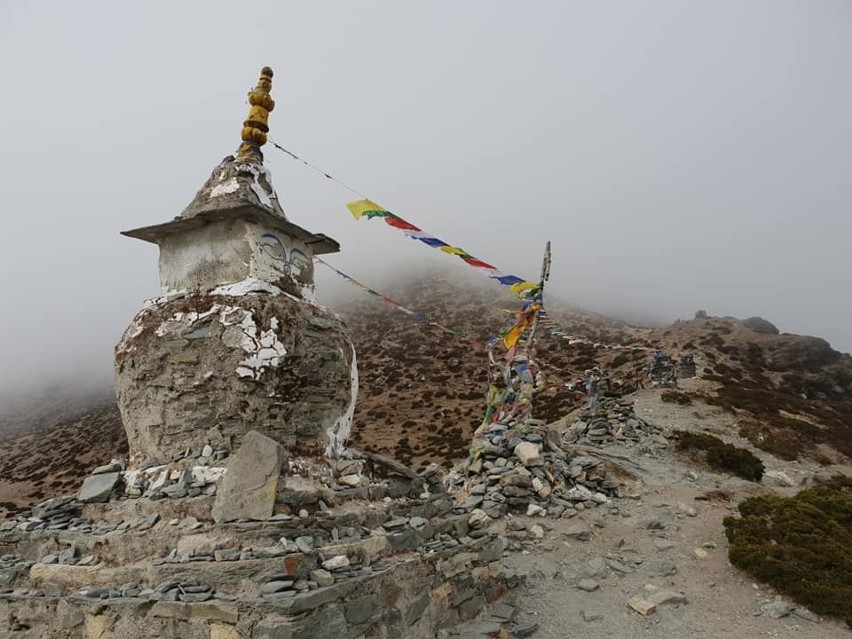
<box><xmin>1</xmin><ymin>1</ymin><xmax>850</xmax><ymax>394</ymax></box>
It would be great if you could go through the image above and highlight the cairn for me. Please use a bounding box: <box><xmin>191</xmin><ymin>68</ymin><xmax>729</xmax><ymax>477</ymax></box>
<box><xmin>678</xmin><ymin>354</ymin><xmax>697</xmax><ymax>379</ymax></box>
<box><xmin>648</xmin><ymin>349</ymin><xmax>678</xmax><ymax>387</ymax></box>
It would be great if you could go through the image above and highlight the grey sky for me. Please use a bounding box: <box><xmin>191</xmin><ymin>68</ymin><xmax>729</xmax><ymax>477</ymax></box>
<box><xmin>1</xmin><ymin>1</ymin><xmax>850</xmax><ymax>394</ymax></box>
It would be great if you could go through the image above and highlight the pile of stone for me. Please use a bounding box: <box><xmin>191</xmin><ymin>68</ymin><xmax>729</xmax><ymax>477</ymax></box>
<box><xmin>39</xmin><ymin>545</ymin><xmax>98</xmax><ymax>567</ymax></box>
<box><xmin>74</xmin><ymin>451</ymin><xmax>230</xmax><ymax>505</ymax></box>
<box><xmin>562</xmin><ymin>397</ymin><xmax>664</xmax><ymax>448</ymax></box>
<box><xmin>678</xmin><ymin>354</ymin><xmax>697</xmax><ymax>378</ymax></box>
<box><xmin>648</xmin><ymin>350</ymin><xmax>677</xmax><ymax>387</ymax></box>
<box><xmin>2</xmin><ymin>506</ymin><xmax>167</xmax><ymax>539</ymax></box>
<box><xmin>449</xmin><ymin>425</ymin><xmax>618</xmax><ymax>523</ymax></box>
<box><xmin>0</xmin><ymin>496</ymin><xmax>87</xmax><ymax>533</ymax></box>
<box><xmin>167</xmin><ymin>444</ymin><xmax>230</xmax><ymax>464</ymax></box>
<box><xmin>0</xmin><ymin>555</ymin><xmax>32</xmax><ymax>592</ymax></box>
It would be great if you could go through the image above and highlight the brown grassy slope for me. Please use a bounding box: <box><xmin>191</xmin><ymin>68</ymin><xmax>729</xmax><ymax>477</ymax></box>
<box><xmin>339</xmin><ymin>269</ymin><xmax>654</xmax><ymax>470</ymax></box>
<box><xmin>649</xmin><ymin>316</ymin><xmax>852</xmax><ymax>462</ymax></box>
<box><xmin>0</xmin><ymin>404</ymin><xmax>126</xmax><ymax>517</ymax></box>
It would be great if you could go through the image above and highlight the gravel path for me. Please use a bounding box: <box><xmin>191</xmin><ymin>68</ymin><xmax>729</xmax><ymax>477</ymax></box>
<box><xmin>497</xmin><ymin>387</ymin><xmax>852</xmax><ymax>639</ymax></box>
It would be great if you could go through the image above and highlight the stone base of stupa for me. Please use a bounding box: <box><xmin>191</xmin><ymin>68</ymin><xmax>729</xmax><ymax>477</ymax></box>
<box><xmin>115</xmin><ymin>289</ymin><xmax>357</xmax><ymax>463</ymax></box>
<box><xmin>0</xmin><ymin>434</ymin><xmax>518</xmax><ymax>639</ymax></box>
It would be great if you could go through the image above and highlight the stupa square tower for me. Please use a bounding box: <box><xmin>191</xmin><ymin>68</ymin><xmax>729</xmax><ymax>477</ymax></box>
<box><xmin>115</xmin><ymin>67</ymin><xmax>358</xmax><ymax>463</ymax></box>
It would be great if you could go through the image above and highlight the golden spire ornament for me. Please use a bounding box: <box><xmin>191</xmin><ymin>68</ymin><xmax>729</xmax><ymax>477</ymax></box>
<box><xmin>237</xmin><ymin>66</ymin><xmax>275</xmax><ymax>162</ymax></box>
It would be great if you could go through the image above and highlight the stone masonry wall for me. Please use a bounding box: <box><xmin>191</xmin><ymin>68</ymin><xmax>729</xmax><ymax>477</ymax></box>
<box><xmin>115</xmin><ymin>293</ymin><xmax>356</xmax><ymax>462</ymax></box>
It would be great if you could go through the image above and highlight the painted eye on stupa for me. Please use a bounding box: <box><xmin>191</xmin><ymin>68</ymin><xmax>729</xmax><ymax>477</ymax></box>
<box><xmin>259</xmin><ymin>233</ymin><xmax>285</xmax><ymax>261</ymax></box>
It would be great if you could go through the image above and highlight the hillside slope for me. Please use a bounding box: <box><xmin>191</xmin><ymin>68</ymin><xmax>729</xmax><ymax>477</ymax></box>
<box><xmin>0</xmin><ymin>266</ymin><xmax>850</xmax><ymax>511</ymax></box>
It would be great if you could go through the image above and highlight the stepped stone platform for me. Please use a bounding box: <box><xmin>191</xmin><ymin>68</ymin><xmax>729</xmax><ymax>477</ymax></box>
<box><xmin>0</xmin><ymin>431</ymin><xmax>524</xmax><ymax>639</ymax></box>
<box><xmin>0</xmin><ymin>394</ymin><xmax>652</xmax><ymax>638</ymax></box>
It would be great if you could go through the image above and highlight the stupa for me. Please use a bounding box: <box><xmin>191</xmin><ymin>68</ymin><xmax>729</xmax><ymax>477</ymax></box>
<box><xmin>115</xmin><ymin>67</ymin><xmax>358</xmax><ymax>463</ymax></box>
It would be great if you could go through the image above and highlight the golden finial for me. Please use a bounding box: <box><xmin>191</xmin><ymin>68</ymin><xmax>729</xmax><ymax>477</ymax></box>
<box><xmin>237</xmin><ymin>66</ymin><xmax>275</xmax><ymax>162</ymax></box>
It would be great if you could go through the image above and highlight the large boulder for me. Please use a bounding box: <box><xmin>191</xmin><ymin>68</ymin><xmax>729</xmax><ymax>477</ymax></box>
<box><xmin>115</xmin><ymin>293</ymin><xmax>357</xmax><ymax>462</ymax></box>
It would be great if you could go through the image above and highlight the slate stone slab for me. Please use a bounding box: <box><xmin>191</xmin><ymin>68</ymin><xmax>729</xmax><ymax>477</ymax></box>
<box><xmin>212</xmin><ymin>431</ymin><xmax>288</xmax><ymax>523</ymax></box>
<box><xmin>78</xmin><ymin>472</ymin><xmax>121</xmax><ymax>503</ymax></box>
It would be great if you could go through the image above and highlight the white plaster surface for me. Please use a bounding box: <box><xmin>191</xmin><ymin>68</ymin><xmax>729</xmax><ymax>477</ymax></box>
<box><xmin>230</xmin><ymin>311</ymin><xmax>288</xmax><ymax>380</ymax></box>
<box><xmin>325</xmin><ymin>343</ymin><xmax>359</xmax><ymax>457</ymax></box>
<box><xmin>209</xmin><ymin>176</ymin><xmax>240</xmax><ymax>198</ymax></box>
<box><xmin>211</xmin><ymin>277</ymin><xmax>284</xmax><ymax>297</ymax></box>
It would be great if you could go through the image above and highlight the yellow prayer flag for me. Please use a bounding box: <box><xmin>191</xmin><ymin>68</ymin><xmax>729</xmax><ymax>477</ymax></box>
<box><xmin>509</xmin><ymin>281</ymin><xmax>537</xmax><ymax>294</ymax></box>
<box><xmin>347</xmin><ymin>199</ymin><xmax>386</xmax><ymax>220</ymax></box>
<box><xmin>503</xmin><ymin>324</ymin><xmax>525</xmax><ymax>349</ymax></box>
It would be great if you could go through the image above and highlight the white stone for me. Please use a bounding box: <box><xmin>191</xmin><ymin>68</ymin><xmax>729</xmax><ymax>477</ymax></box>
<box><xmin>763</xmin><ymin>470</ymin><xmax>796</xmax><ymax>487</ymax></box>
<box><xmin>191</xmin><ymin>466</ymin><xmax>227</xmax><ymax>484</ymax></box>
<box><xmin>513</xmin><ymin>442</ymin><xmax>542</xmax><ymax>467</ymax></box>
<box><xmin>526</xmin><ymin>504</ymin><xmax>545</xmax><ymax>517</ymax></box>
<box><xmin>148</xmin><ymin>470</ymin><xmax>170</xmax><ymax>493</ymax></box>
<box><xmin>677</xmin><ymin>501</ymin><xmax>697</xmax><ymax>516</ymax></box>
<box><xmin>468</xmin><ymin>508</ymin><xmax>491</xmax><ymax>528</ymax></box>
<box><xmin>322</xmin><ymin>555</ymin><xmax>350</xmax><ymax>571</ymax></box>
<box><xmin>338</xmin><ymin>474</ymin><xmax>361</xmax><ymax>487</ymax></box>
<box><xmin>564</xmin><ymin>485</ymin><xmax>594</xmax><ymax>501</ymax></box>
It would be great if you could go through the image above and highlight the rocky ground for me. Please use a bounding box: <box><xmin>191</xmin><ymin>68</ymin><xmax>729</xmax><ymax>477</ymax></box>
<box><xmin>492</xmin><ymin>383</ymin><xmax>852</xmax><ymax>639</ymax></box>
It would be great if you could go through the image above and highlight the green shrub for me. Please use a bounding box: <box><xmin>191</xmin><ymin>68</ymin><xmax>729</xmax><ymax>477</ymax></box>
<box><xmin>610</xmin><ymin>352</ymin><xmax>630</xmax><ymax>368</ymax></box>
<box><xmin>738</xmin><ymin>421</ymin><xmax>801</xmax><ymax>461</ymax></box>
<box><xmin>724</xmin><ymin>476</ymin><xmax>852</xmax><ymax>620</ymax></box>
<box><xmin>673</xmin><ymin>430</ymin><xmax>764</xmax><ymax>481</ymax></box>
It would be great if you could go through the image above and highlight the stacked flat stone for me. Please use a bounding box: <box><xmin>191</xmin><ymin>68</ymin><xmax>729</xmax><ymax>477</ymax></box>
<box><xmin>649</xmin><ymin>351</ymin><xmax>678</xmax><ymax>387</ymax></box>
<box><xmin>678</xmin><ymin>354</ymin><xmax>697</xmax><ymax>378</ymax></box>
<box><xmin>562</xmin><ymin>397</ymin><xmax>665</xmax><ymax>447</ymax></box>
<box><xmin>0</xmin><ymin>484</ymin><xmax>523</xmax><ymax>638</ymax></box>
<box><xmin>452</xmin><ymin>426</ymin><xmax>618</xmax><ymax>522</ymax></box>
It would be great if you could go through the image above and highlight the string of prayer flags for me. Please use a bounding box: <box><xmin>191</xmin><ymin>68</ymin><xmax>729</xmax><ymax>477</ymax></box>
<box><xmin>537</xmin><ymin>310</ymin><xmax>653</xmax><ymax>351</ymax></box>
<box><xmin>314</xmin><ymin>257</ymin><xmax>456</xmax><ymax>335</ymax></box>
<box><xmin>346</xmin><ymin>199</ymin><xmax>537</xmax><ymax>296</ymax></box>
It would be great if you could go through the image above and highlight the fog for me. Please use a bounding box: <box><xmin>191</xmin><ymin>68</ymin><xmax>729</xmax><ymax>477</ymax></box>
<box><xmin>1</xmin><ymin>1</ymin><xmax>850</xmax><ymax>399</ymax></box>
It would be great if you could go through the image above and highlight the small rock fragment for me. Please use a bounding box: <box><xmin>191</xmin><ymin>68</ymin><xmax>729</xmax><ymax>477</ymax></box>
<box><xmin>565</xmin><ymin>522</ymin><xmax>590</xmax><ymax>541</ymax></box>
<box><xmin>577</xmin><ymin>579</ymin><xmax>599</xmax><ymax>592</ymax></box>
<box><xmin>627</xmin><ymin>596</ymin><xmax>656</xmax><ymax>616</ymax></box>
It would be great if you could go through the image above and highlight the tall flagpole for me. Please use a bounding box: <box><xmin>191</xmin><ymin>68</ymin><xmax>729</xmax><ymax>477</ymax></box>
<box><xmin>477</xmin><ymin>241</ymin><xmax>552</xmax><ymax>435</ymax></box>
<box><xmin>525</xmin><ymin>241</ymin><xmax>551</xmax><ymax>423</ymax></box>
<box><xmin>527</xmin><ymin>241</ymin><xmax>552</xmax><ymax>348</ymax></box>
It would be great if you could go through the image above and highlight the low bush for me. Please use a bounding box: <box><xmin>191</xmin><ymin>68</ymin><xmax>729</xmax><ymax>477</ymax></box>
<box><xmin>724</xmin><ymin>476</ymin><xmax>852</xmax><ymax>621</ymax></box>
<box><xmin>672</xmin><ymin>430</ymin><xmax>764</xmax><ymax>481</ymax></box>
<box><xmin>660</xmin><ymin>390</ymin><xmax>693</xmax><ymax>405</ymax></box>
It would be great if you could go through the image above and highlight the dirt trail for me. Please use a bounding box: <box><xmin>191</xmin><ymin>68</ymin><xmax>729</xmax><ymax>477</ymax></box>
<box><xmin>498</xmin><ymin>386</ymin><xmax>852</xmax><ymax>638</ymax></box>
